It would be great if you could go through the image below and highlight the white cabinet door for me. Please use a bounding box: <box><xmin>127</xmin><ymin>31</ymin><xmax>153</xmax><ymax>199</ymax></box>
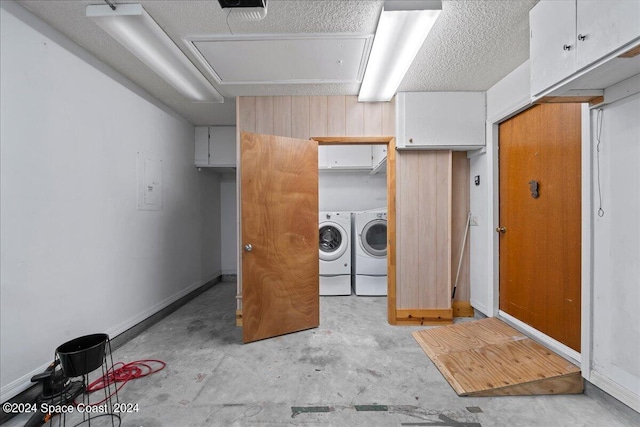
<box><xmin>396</xmin><ymin>92</ymin><xmax>485</xmax><ymax>149</ymax></box>
<box><xmin>326</xmin><ymin>145</ymin><xmax>372</xmax><ymax>169</ymax></box>
<box><xmin>208</xmin><ymin>126</ymin><xmax>236</xmax><ymax>167</ymax></box>
<box><xmin>576</xmin><ymin>0</ymin><xmax>640</xmax><ymax>69</ymax></box>
<box><xmin>530</xmin><ymin>0</ymin><xmax>576</xmax><ymax>97</ymax></box>
<box><xmin>318</xmin><ymin>145</ymin><xmax>373</xmax><ymax>169</ymax></box>
<box><xmin>194</xmin><ymin>126</ymin><xmax>236</xmax><ymax>167</ymax></box>
<box><xmin>195</xmin><ymin>126</ymin><xmax>209</xmax><ymax>166</ymax></box>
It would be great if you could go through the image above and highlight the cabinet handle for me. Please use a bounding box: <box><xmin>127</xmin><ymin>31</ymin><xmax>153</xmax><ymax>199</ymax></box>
<box><xmin>578</xmin><ymin>34</ymin><xmax>587</xmax><ymax>41</ymax></box>
<box><xmin>563</xmin><ymin>44</ymin><xmax>572</xmax><ymax>51</ymax></box>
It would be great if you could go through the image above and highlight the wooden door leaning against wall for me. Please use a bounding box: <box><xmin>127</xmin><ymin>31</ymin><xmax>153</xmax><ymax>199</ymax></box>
<box><xmin>498</xmin><ymin>103</ymin><xmax>582</xmax><ymax>352</ymax></box>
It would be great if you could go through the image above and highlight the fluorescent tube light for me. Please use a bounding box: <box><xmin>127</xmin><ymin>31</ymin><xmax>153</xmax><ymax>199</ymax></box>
<box><xmin>87</xmin><ymin>4</ymin><xmax>223</xmax><ymax>103</ymax></box>
<box><xmin>358</xmin><ymin>0</ymin><xmax>442</xmax><ymax>102</ymax></box>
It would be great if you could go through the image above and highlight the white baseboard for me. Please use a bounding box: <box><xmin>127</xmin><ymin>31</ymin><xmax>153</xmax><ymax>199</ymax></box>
<box><xmin>1</xmin><ymin>274</ymin><xmax>219</xmax><ymax>403</ymax></box>
<box><xmin>498</xmin><ymin>311</ymin><xmax>581</xmax><ymax>366</ymax></box>
<box><xmin>590</xmin><ymin>370</ymin><xmax>640</xmax><ymax>413</ymax></box>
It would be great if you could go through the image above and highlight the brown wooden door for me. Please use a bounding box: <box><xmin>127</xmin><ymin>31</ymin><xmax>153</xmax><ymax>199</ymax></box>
<box><xmin>241</xmin><ymin>132</ymin><xmax>319</xmax><ymax>343</ymax></box>
<box><xmin>498</xmin><ymin>103</ymin><xmax>581</xmax><ymax>352</ymax></box>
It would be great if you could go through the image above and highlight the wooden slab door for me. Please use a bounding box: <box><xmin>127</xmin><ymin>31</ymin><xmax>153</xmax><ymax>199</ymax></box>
<box><xmin>498</xmin><ymin>103</ymin><xmax>581</xmax><ymax>352</ymax></box>
<box><xmin>240</xmin><ymin>132</ymin><xmax>319</xmax><ymax>343</ymax></box>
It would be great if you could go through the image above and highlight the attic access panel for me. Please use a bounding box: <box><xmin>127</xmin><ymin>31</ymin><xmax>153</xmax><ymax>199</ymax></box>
<box><xmin>187</xmin><ymin>35</ymin><xmax>372</xmax><ymax>84</ymax></box>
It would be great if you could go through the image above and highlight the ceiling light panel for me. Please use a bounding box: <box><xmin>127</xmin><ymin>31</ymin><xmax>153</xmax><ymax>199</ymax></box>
<box><xmin>187</xmin><ymin>35</ymin><xmax>373</xmax><ymax>84</ymax></box>
<box><xmin>87</xmin><ymin>4</ymin><xmax>223</xmax><ymax>103</ymax></box>
<box><xmin>359</xmin><ymin>0</ymin><xmax>442</xmax><ymax>102</ymax></box>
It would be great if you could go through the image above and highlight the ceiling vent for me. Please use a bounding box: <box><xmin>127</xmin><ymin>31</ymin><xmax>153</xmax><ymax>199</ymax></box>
<box><xmin>217</xmin><ymin>0</ymin><xmax>267</xmax><ymax>21</ymax></box>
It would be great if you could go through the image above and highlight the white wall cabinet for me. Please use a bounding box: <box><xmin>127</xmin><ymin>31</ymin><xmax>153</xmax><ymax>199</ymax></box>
<box><xmin>530</xmin><ymin>0</ymin><xmax>576</xmax><ymax>97</ymax></box>
<box><xmin>530</xmin><ymin>0</ymin><xmax>640</xmax><ymax>99</ymax></box>
<box><xmin>195</xmin><ymin>126</ymin><xmax>236</xmax><ymax>168</ymax></box>
<box><xmin>396</xmin><ymin>92</ymin><xmax>485</xmax><ymax>150</ymax></box>
<box><xmin>318</xmin><ymin>145</ymin><xmax>372</xmax><ymax>170</ymax></box>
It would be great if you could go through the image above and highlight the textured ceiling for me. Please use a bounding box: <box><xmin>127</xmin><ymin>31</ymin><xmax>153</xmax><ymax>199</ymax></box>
<box><xmin>17</xmin><ymin>0</ymin><xmax>538</xmax><ymax>125</ymax></box>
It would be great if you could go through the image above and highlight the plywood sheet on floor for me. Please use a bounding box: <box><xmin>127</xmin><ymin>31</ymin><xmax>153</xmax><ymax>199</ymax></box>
<box><xmin>412</xmin><ymin>317</ymin><xmax>583</xmax><ymax>396</ymax></box>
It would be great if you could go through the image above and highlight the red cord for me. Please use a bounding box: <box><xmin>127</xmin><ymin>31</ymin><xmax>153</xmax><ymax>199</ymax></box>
<box><xmin>77</xmin><ymin>359</ymin><xmax>166</xmax><ymax>406</ymax></box>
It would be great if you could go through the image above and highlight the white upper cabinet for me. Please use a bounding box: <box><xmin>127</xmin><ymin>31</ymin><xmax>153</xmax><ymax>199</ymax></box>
<box><xmin>194</xmin><ymin>126</ymin><xmax>236</xmax><ymax>168</ymax></box>
<box><xmin>396</xmin><ymin>92</ymin><xmax>485</xmax><ymax>150</ymax></box>
<box><xmin>530</xmin><ymin>0</ymin><xmax>640</xmax><ymax>99</ymax></box>
<box><xmin>318</xmin><ymin>145</ymin><xmax>373</xmax><ymax>170</ymax></box>
<box><xmin>530</xmin><ymin>0</ymin><xmax>576</xmax><ymax>97</ymax></box>
<box><xmin>576</xmin><ymin>1</ymin><xmax>640</xmax><ymax>69</ymax></box>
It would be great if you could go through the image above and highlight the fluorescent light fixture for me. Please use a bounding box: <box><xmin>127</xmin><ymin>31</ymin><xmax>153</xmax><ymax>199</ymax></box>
<box><xmin>87</xmin><ymin>4</ymin><xmax>223</xmax><ymax>103</ymax></box>
<box><xmin>358</xmin><ymin>0</ymin><xmax>442</xmax><ymax>102</ymax></box>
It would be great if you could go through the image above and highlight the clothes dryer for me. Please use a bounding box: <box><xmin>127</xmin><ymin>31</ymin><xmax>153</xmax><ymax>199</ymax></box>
<box><xmin>353</xmin><ymin>210</ymin><xmax>387</xmax><ymax>296</ymax></box>
<box><xmin>319</xmin><ymin>212</ymin><xmax>351</xmax><ymax>295</ymax></box>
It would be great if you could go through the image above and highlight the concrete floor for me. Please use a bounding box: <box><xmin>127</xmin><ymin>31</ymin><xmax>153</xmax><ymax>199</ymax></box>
<box><xmin>6</xmin><ymin>281</ymin><xmax>639</xmax><ymax>426</ymax></box>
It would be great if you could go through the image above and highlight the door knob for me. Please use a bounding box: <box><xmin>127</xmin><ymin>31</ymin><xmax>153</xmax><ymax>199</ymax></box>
<box><xmin>496</xmin><ymin>227</ymin><xmax>506</xmax><ymax>234</ymax></box>
<box><xmin>244</xmin><ymin>244</ymin><xmax>253</xmax><ymax>252</ymax></box>
<box><xmin>563</xmin><ymin>44</ymin><xmax>572</xmax><ymax>51</ymax></box>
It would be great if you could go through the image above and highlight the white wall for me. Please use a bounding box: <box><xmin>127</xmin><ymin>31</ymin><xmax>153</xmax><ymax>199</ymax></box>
<box><xmin>0</xmin><ymin>2</ymin><xmax>220</xmax><ymax>401</ymax></box>
<box><xmin>589</xmin><ymin>93</ymin><xmax>640</xmax><ymax>410</ymax></box>
<box><xmin>220</xmin><ymin>173</ymin><xmax>237</xmax><ymax>274</ymax></box>
<box><xmin>319</xmin><ymin>171</ymin><xmax>387</xmax><ymax>212</ymax></box>
<box><xmin>470</xmin><ymin>60</ymin><xmax>531</xmax><ymax>316</ymax></box>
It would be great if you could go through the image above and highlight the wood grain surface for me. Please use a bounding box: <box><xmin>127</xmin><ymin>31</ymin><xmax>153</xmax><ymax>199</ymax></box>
<box><xmin>498</xmin><ymin>103</ymin><xmax>581</xmax><ymax>351</ymax></box>
<box><xmin>413</xmin><ymin>318</ymin><xmax>583</xmax><ymax>396</ymax></box>
<box><xmin>241</xmin><ymin>132</ymin><xmax>319</xmax><ymax>343</ymax></box>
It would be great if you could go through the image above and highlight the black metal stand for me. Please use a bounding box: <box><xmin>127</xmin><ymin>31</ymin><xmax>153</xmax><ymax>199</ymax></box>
<box><xmin>53</xmin><ymin>334</ymin><xmax>121</xmax><ymax>427</ymax></box>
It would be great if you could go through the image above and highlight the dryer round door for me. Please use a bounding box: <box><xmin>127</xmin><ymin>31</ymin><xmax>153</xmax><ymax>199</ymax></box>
<box><xmin>360</xmin><ymin>219</ymin><xmax>387</xmax><ymax>257</ymax></box>
<box><xmin>319</xmin><ymin>222</ymin><xmax>348</xmax><ymax>261</ymax></box>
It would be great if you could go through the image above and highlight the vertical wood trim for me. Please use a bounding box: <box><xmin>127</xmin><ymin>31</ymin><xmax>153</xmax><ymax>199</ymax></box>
<box><xmin>309</xmin><ymin>96</ymin><xmax>328</xmax><ymax>137</ymax></box>
<box><xmin>291</xmin><ymin>96</ymin><xmax>310</xmax><ymax>140</ymax></box>
<box><xmin>255</xmin><ymin>96</ymin><xmax>274</xmax><ymax>135</ymax></box>
<box><xmin>327</xmin><ymin>95</ymin><xmax>346</xmax><ymax>136</ymax></box>
<box><xmin>273</xmin><ymin>96</ymin><xmax>292</xmax><ymax>137</ymax></box>
<box><xmin>345</xmin><ymin>96</ymin><xmax>364</xmax><ymax>136</ymax></box>
<box><xmin>237</xmin><ymin>96</ymin><xmax>256</xmax><ymax>133</ymax></box>
<box><xmin>382</xmin><ymin>96</ymin><xmax>396</xmax><ymax>136</ymax></box>
<box><xmin>364</xmin><ymin>102</ymin><xmax>383</xmax><ymax>136</ymax></box>
<box><xmin>236</xmin><ymin>96</ymin><xmax>256</xmax><ymax>313</ymax></box>
<box><xmin>451</xmin><ymin>152</ymin><xmax>471</xmax><ymax>303</ymax></box>
<box><xmin>433</xmin><ymin>151</ymin><xmax>452</xmax><ymax>308</ymax></box>
<box><xmin>387</xmin><ymin>137</ymin><xmax>397</xmax><ymax>325</ymax></box>
<box><xmin>398</xmin><ymin>153</ymin><xmax>416</xmax><ymax>307</ymax></box>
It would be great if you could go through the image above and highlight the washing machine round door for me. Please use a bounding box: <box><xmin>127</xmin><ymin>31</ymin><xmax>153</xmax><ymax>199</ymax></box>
<box><xmin>361</xmin><ymin>219</ymin><xmax>387</xmax><ymax>257</ymax></box>
<box><xmin>319</xmin><ymin>222</ymin><xmax>348</xmax><ymax>261</ymax></box>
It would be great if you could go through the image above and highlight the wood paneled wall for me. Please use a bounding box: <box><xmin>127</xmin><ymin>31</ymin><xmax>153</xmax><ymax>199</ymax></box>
<box><xmin>237</xmin><ymin>95</ymin><xmax>395</xmax><ymax>139</ymax></box>
<box><xmin>397</xmin><ymin>151</ymin><xmax>453</xmax><ymax>310</ymax></box>
<box><xmin>236</xmin><ymin>95</ymin><xmax>471</xmax><ymax>325</ymax></box>
<box><xmin>395</xmin><ymin>150</ymin><xmax>471</xmax><ymax>321</ymax></box>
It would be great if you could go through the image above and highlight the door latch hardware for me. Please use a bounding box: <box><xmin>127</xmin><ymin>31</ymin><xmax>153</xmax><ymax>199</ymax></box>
<box><xmin>496</xmin><ymin>227</ymin><xmax>506</xmax><ymax>234</ymax></box>
<box><xmin>244</xmin><ymin>244</ymin><xmax>253</xmax><ymax>252</ymax></box>
<box><xmin>529</xmin><ymin>180</ymin><xmax>539</xmax><ymax>199</ymax></box>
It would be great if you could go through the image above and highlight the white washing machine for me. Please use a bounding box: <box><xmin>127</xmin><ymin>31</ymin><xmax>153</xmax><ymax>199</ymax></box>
<box><xmin>319</xmin><ymin>212</ymin><xmax>351</xmax><ymax>295</ymax></box>
<box><xmin>353</xmin><ymin>210</ymin><xmax>387</xmax><ymax>296</ymax></box>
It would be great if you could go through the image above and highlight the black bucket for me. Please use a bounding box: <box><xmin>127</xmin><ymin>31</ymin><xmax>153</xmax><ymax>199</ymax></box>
<box><xmin>56</xmin><ymin>333</ymin><xmax>108</xmax><ymax>377</ymax></box>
